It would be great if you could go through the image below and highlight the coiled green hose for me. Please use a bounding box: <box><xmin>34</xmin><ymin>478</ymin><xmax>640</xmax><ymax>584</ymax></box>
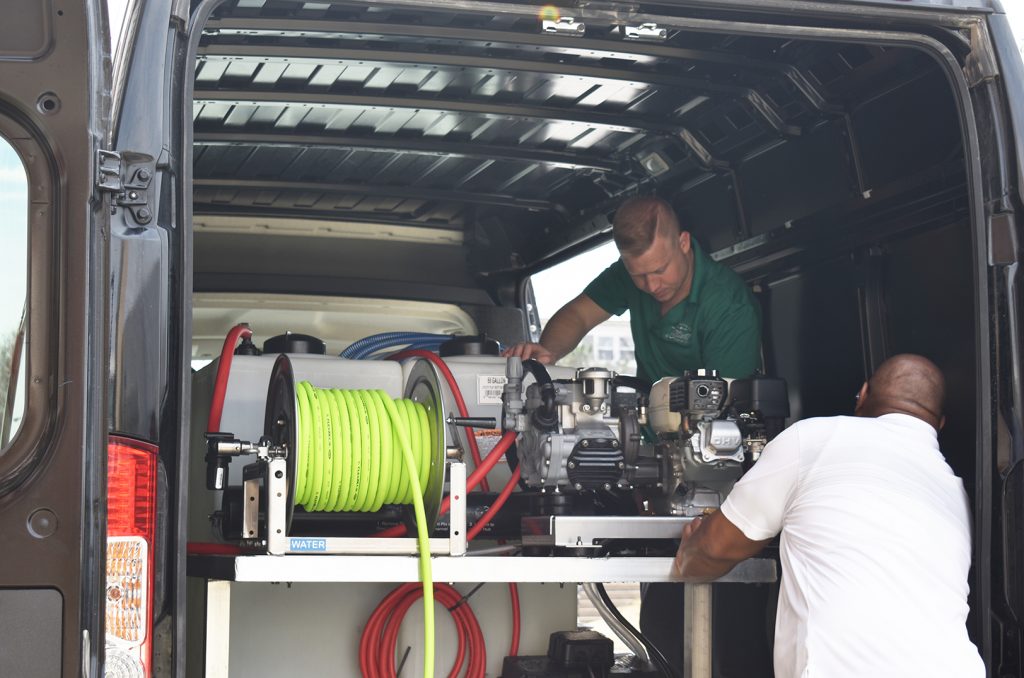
<box><xmin>293</xmin><ymin>382</ymin><xmax>436</xmax><ymax>677</ymax></box>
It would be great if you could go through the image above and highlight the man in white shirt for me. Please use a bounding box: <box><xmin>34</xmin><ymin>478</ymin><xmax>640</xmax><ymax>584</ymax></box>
<box><xmin>674</xmin><ymin>354</ymin><xmax>984</xmax><ymax>678</ymax></box>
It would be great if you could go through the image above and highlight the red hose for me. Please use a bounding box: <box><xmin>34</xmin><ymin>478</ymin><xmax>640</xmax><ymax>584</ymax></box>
<box><xmin>373</xmin><ymin>431</ymin><xmax>518</xmax><ymax>538</ymax></box>
<box><xmin>207</xmin><ymin>323</ymin><xmax>253</xmax><ymax>433</ymax></box>
<box><xmin>508</xmin><ymin>583</ymin><xmax>521</xmax><ymax>657</ymax></box>
<box><xmin>389</xmin><ymin>349</ymin><xmax>490</xmax><ymax>491</ymax></box>
<box><xmin>360</xmin><ymin>583</ymin><xmax>487</xmax><ymax>678</ymax></box>
<box><xmin>467</xmin><ymin>466</ymin><xmax>521</xmax><ymax>541</ymax></box>
<box><xmin>186</xmin><ymin>541</ymin><xmax>246</xmax><ymax>556</ymax></box>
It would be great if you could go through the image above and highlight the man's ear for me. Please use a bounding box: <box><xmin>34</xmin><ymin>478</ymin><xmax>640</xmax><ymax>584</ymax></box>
<box><xmin>678</xmin><ymin>230</ymin><xmax>691</xmax><ymax>254</ymax></box>
<box><xmin>854</xmin><ymin>381</ymin><xmax>869</xmax><ymax>416</ymax></box>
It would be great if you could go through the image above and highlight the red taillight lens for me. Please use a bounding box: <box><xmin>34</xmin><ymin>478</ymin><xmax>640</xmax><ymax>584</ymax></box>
<box><xmin>106</xmin><ymin>436</ymin><xmax>157</xmax><ymax>678</ymax></box>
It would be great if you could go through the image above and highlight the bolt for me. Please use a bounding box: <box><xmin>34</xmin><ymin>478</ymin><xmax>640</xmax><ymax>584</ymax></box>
<box><xmin>603</xmin><ymin>483</ymin><xmax>612</xmax><ymax>491</ymax></box>
<box><xmin>568</xmin><ymin>461</ymin><xmax>576</xmax><ymax>469</ymax></box>
<box><xmin>275</xmin><ymin>470</ymin><xmax>284</xmax><ymax>479</ymax></box>
<box><xmin>128</xmin><ymin>191</ymin><xmax>139</xmax><ymax>200</ymax></box>
<box><xmin>136</xmin><ymin>207</ymin><xmax>152</xmax><ymax>222</ymax></box>
<box><xmin>611</xmin><ymin>440</ymin><xmax>619</xmax><ymax>448</ymax></box>
<box><xmin>137</xmin><ymin>168</ymin><xmax>151</xmax><ymax>182</ymax></box>
<box><xmin>617</xmin><ymin>462</ymin><xmax>625</xmax><ymax>469</ymax></box>
<box><xmin>581</xmin><ymin>440</ymin><xmax>589</xmax><ymax>448</ymax></box>
<box><xmin>582</xmin><ymin>404</ymin><xmax>591</xmax><ymax>412</ymax></box>
<box><xmin>574</xmin><ymin>483</ymin><xmax>583</xmax><ymax>491</ymax></box>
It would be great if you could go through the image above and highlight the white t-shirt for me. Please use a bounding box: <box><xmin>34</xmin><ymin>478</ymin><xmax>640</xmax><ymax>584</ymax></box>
<box><xmin>721</xmin><ymin>413</ymin><xmax>984</xmax><ymax>678</ymax></box>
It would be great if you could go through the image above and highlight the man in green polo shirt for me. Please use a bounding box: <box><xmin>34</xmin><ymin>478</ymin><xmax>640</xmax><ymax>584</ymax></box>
<box><xmin>506</xmin><ymin>195</ymin><xmax>765</xmax><ymax>676</ymax></box>
<box><xmin>505</xmin><ymin>195</ymin><xmax>761</xmax><ymax>382</ymax></box>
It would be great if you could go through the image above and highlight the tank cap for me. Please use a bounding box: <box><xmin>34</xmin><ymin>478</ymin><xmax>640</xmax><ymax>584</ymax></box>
<box><xmin>438</xmin><ymin>334</ymin><xmax>500</xmax><ymax>357</ymax></box>
<box><xmin>263</xmin><ymin>332</ymin><xmax>326</xmax><ymax>355</ymax></box>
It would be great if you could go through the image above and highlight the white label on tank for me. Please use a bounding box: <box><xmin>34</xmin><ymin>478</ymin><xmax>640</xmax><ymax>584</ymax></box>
<box><xmin>477</xmin><ymin>375</ymin><xmax>507</xmax><ymax>404</ymax></box>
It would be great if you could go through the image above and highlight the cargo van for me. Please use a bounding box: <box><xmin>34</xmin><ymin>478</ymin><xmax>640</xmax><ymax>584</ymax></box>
<box><xmin>0</xmin><ymin>0</ymin><xmax>1022</xmax><ymax>676</ymax></box>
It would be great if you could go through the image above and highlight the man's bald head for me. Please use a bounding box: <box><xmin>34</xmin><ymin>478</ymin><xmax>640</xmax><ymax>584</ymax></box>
<box><xmin>855</xmin><ymin>354</ymin><xmax>945</xmax><ymax>430</ymax></box>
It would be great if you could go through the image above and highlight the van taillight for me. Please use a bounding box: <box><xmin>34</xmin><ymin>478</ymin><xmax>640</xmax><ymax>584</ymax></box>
<box><xmin>105</xmin><ymin>436</ymin><xmax>157</xmax><ymax>678</ymax></box>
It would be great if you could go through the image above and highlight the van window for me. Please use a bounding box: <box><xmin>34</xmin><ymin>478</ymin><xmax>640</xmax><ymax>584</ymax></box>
<box><xmin>0</xmin><ymin>137</ymin><xmax>27</xmax><ymax>449</ymax></box>
<box><xmin>530</xmin><ymin>241</ymin><xmax>638</xmax><ymax>375</ymax></box>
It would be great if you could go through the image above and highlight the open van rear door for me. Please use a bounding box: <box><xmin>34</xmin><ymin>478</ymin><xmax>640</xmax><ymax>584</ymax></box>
<box><xmin>0</xmin><ymin>1</ymin><xmax>111</xmax><ymax>676</ymax></box>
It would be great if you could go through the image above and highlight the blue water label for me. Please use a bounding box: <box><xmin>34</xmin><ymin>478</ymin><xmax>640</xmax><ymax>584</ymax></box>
<box><xmin>289</xmin><ymin>537</ymin><xmax>327</xmax><ymax>552</ymax></box>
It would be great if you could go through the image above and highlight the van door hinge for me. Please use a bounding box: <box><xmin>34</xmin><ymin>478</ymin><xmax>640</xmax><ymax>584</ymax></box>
<box><xmin>964</xmin><ymin>21</ymin><xmax>999</xmax><ymax>87</ymax></box>
<box><xmin>95</xmin><ymin>149</ymin><xmax>155</xmax><ymax>225</ymax></box>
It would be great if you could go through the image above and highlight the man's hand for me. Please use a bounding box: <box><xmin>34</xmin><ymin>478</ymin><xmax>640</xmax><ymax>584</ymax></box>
<box><xmin>503</xmin><ymin>295</ymin><xmax>610</xmax><ymax>367</ymax></box>
<box><xmin>502</xmin><ymin>342</ymin><xmax>556</xmax><ymax>364</ymax></box>
<box><xmin>673</xmin><ymin>510</ymin><xmax>770</xmax><ymax>582</ymax></box>
<box><xmin>680</xmin><ymin>515</ymin><xmax>703</xmax><ymax>543</ymax></box>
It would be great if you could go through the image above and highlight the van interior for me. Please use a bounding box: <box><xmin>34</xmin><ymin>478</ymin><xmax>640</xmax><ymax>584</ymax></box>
<box><xmin>182</xmin><ymin>1</ymin><xmax>1002</xmax><ymax>675</ymax></box>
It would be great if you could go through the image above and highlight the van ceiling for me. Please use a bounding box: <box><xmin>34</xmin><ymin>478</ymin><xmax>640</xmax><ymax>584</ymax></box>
<box><xmin>191</xmin><ymin>0</ymin><xmax>967</xmax><ymax>299</ymax></box>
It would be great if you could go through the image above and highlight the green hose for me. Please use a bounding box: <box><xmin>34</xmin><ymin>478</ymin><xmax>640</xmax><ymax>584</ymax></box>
<box><xmin>293</xmin><ymin>382</ymin><xmax>435</xmax><ymax>678</ymax></box>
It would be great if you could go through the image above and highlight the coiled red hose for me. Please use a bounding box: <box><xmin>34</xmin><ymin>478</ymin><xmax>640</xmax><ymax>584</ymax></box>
<box><xmin>360</xmin><ymin>583</ymin><xmax>487</xmax><ymax>678</ymax></box>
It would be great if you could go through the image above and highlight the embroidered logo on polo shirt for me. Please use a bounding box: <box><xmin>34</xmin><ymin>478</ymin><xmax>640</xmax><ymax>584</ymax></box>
<box><xmin>664</xmin><ymin>322</ymin><xmax>692</xmax><ymax>345</ymax></box>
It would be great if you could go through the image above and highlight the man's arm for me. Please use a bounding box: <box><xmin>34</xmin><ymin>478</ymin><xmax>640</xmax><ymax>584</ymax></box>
<box><xmin>504</xmin><ymin>294</ymin><xmax>610</xmax><ymax>364</ymax></box>
<box><xmin>674</xmin><ymin>511</ymin><xmax>772</xmax><ymax>583</ymax></box>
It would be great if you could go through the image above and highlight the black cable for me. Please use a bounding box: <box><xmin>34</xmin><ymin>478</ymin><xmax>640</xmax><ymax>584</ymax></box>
<box><xmin>594</xmin><ymin>583</ymin><xmax>678</xmax><ymax>678</ymax></box>
<box><xmin>447</xmin><ymin>582</ymin><xmax>486</xmax><ymax>612</ymax></box>
<box><xmin>395</xmin><ymin>646</ymin><xmax>412</xmax><ymax>677</ymax></box>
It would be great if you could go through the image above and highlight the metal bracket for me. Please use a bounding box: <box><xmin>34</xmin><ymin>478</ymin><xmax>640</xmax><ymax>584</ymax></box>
<box><xmin>95</xmin><ymin>149</ymin><xmax>155</xmax><ymax>225</ymax></box>
<box><xmin>253</xmin><ymin>457</ymin><xmax>469</xmax><ymax>556</ymax></box>
<box><xmin>95</xmin><ymin>150</ymin><xmax>123</xmax><ymax>192</ymax></box>
<box><xmin>989</xmin><ymin>212</ymin><xmax>1018</xmax><ymax>266</ymax></box>
<box><xmin>542</xmin><ymin>16</ymin><xmax>585</xmax><ymax>37</ymax></box>
<box><xmin>522</xmin><ymin>514</ymin><xmax>694</xmax><ymax>549</ymax></box>
<box><xmin>623</xmin><ymin>23</ymin><xmax>667</xmax><ymax>43</ymax></box>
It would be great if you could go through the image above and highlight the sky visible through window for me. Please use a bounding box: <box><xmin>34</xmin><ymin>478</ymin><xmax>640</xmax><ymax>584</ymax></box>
<box><xmin>0</xmin><ymin>142</ymin><xmax>27</xmax><ymax>338</ymax></box>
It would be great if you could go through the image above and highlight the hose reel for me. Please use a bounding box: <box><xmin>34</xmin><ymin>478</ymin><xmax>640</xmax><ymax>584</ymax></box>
<box><xmin>264</xmin><ymin>355</ymin><xmax>449</xmax><ymax>534</ymax></box>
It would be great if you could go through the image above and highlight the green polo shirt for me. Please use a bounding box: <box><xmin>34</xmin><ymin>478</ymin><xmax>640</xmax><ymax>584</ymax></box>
<box><xmin>583</xmin><ymin>242</ymin><xmax>761</xmax><ymax>383</ymax></box>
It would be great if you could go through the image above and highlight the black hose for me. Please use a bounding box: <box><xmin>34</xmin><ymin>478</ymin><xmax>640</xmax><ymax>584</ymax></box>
<box><xmin>522</xmin><ymin>359</ymin><xmax>558</xmax><ymax>430</ymax></box>
<box><xmin>521</xmin><ymin>359</ymin><xmax>553</xmax><ymax>385</ymax></box>
<box><xmin>613</xmin><ymin>374</ymin><xmax>651</xmax><ymax>394</ymax></box>
<box><xmin>594</xmin><ymin>583</ymin><xmax>678</xmax><ymax>678</ymax></box>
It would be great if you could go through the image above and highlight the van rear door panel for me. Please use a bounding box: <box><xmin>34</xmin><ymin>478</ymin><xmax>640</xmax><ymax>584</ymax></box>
<box><xmin>0</xmin><ymin>1</ymin><xmax>109</xmax><ymax>676</ymax></box>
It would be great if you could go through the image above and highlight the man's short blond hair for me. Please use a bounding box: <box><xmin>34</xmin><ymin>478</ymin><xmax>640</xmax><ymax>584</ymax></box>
<box><xmin>612</xmin><ymin>196</ymin><xmax>682</xmax><ymax>257</ymax></box>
